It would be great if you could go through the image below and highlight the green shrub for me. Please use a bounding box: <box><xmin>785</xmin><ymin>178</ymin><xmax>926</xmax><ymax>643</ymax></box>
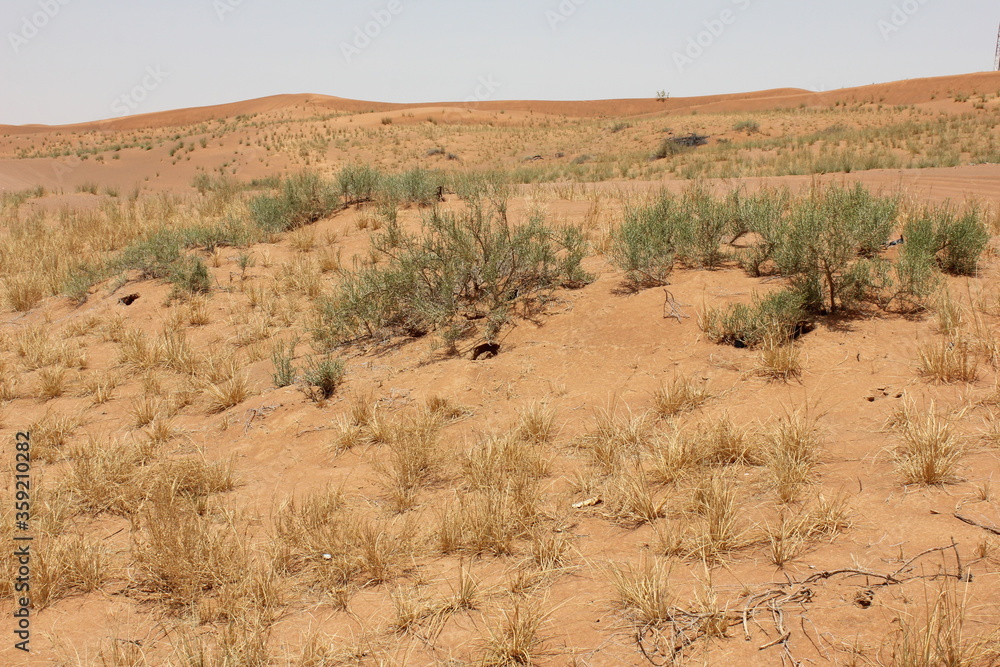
<box><xmin>650</xmin><ymin>139</ymin><xmax>690</xmax><ymax>160</ymax></box>
<box><xmin>773</xmin><ymin>184</ymin><xmax>898</xmax><ymax>313</ymax></box>
<box><xmin>891</xmin><ymin>213</ymin><xmax>941</xmax><ymax>311</ymax></box>
<box><xmin>701</xmin><ymin>290</ymin><xmax>808</xmax><ymax>348</ymax></box>
<box><xmin>937</xmin><ymin>207</ymin><xmax>989</xmax><ymax>276</ymax></box>
<box><xmin>249</xmin><ymin>171</ymin><xmax>341</xmax><ymax>234</ymax></box>
<box><xmin>683</xmin><ymin>183</ymin><xmax>732</xmax><ymax>268</ymax></box>
<box><xmin>169</xmin><ymin>256</ymin><xmax>211</xmax><ymax>295</ymax></box>
<box><xmin>116</xmin><ymin>231</ymin><xmax>183</xmax><ymax>279</ymax></box>
<box><xmin>271</xmin><ymin>338</ymin><xmax>298</xmax><ymax>388</ymax></box>
<box><xmin>450</xmin><ymin>171</ymin><xmax>513</xmax><ymax>221</ymax></box>
<box><xmin>731</xmin><ymin>188</ymin><xmax>790</xmax><ymax>277</ymax></box>
<box><xmin>608</xmin><ymin>191</ymin><xmax>685</xmax><ymax>288</ymax></box>
<box><xmin>303</xmin><ymin>354</ymin><xmax>345</xmax><ymax>400</ymax></box>
<box><xmin>337</xmin><ymin>163</ymin><xmax>382</xmax><ymax>205</ymax></box>
<box><xmin>382</xmin><ymin>168</ymin><xmax>443</xmax><ymax>207</ymax></box>
<box><xmin>733</xmin><ymin>119</ymin><xmax>760</xmax><ymax>134</ymax></box>
<box><xmin>314</xmin><ymin>200</ymin><xmax>592</xmax><ymax>350</ymax></box>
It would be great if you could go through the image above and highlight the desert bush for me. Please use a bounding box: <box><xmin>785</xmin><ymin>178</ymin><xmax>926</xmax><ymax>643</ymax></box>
<box><xmin>116</xmin><ymin>230</ymin><xmax>184</xmax><ymax>280</ymax></box>
<box><xmin>451</xmin><ymin>171</ymin><xmax>514</xmax><ymax>215</ymax></box>
<box><xmin>302</xmin><ymin>354</ymin><xmax>345</xmax><ymax>400</ymax></box>
<box><xmin>169</xmin><ymin>256</ymin><xmax>211</xmax><ymax>295</ymax></box>
<box><xmin>934</xmin><ymin>206</ymin><xmax>990</xmax><ymax>276</ymax></box>
<box><xmin>731</xmin><ymin>188</ymin><xmax>790</xmax><ymax>277</ymax></box>
<box><xmin>773</xmin><ymin>184</ymin><xmax>898</xmax><ymax>313</ymax></box>
<box><xmin>683</xmin><ymin>183</ymin><xmax>732</xmax><ymax>268</ymax></box>
<box><xmin>733</xmin><ymin>119</ymin><xmax>761</xmax><ymax>134</ymax></box>
<box><xmin>381</xmin><ymin>168</ymin><xmax>444</xmax><ymax>207</ymax></box>
<box><xmin>315</xmin><ymin>200</ymin><xmax>591</xmax><ymax>349</ymax></box>
<box><xmin>337</xmin><ymin>163</ymin><xmax>382</xmax><ymax>205</ymax></box>
<box><xmin>700</xmin><ymin>289</ymin><xmax>808</xmax><ymax>348</ymax></box>
<box><xmin>249</xmin><ymin>171</ymin><xmax>341</xmax><ymax>234</ymax></box>
<box><xmin>651</xmin><ymin>138</ymin><xmax>692</xmax><ymax>160</ymax></box>
<box><xmin>270</xmin><ymin>338</ymin><xmax>298</xmax><ymax>388</ymax></box>
<box><xmin>608</xmin><ymin>190</ymin><xmax>686</xmax><ymax>288</ymax></box>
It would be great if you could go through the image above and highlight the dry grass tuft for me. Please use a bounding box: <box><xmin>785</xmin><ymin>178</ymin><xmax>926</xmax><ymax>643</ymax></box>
<box><xmin>602</xmin><ymin>465</ymin><xmax>666</xmax><ymax>526</ymax></box>
<box><xmin>131</xmin><ymin>493</ymin><xmax>255</xmax><ymax>613</ymax></box>
<box><xmin>895</xmin><ymin>405</ymin><xmax>965</xmax><ymax>485</ymax></box>
<box><xmin>882</xmin><ymin>581</ymin><xmax>1000</xmax><ymax>666</ymax></box>
<box><xmin>37</xmin><ymin>366</ymin><xmax>69</xmax><ymax>400</ymax></box>
<box><xmin>755</xmin><ymin>339</ymin><xmax>802</xmax><ymax>381</ymax></box>
<box><xmin>609</xmin><ymin>556</ymin><xmax>673</xmax><ymax>627</ymax></box>
<box><xmin>918</xmin><ymin>340</ymin><xmax>978</xmax><ymax>383</ymax></box>
<box><xmin>273</xmin><ymin>488</ymin><xmax>417</xmax><ymax>591</ymax></box>
<box><xmin>660</xmin><ymin>473</ymin><xmax>747</xmax><ymax>562</ymax></box>
<box><xmin>33</xmin><ymin>533</ymin><xmax>113</xmax><ymax>609</ymax></box>
<box><xmin>765</xmin><ymin>412</ymin><xmax>821</xmax><ymax>503</ymax></box>
<box><xmin>374</xmin><ymin>411</ymin><xmax>449</xmax><ymax>512</ymax></box>
<box><xmin>81</xmin><ymin>371</ymin><xmax>121</xmax><ymax>405</ymax></box>
<box><xmin>63</xmin><ymin>436</ymin><xmax>155</xmax><ymax>515</ymax></box>
<box><xmin>693</xmin><ymin>416</ymin><xmax>762</xmax><ymax>466</ymax></box>
<box><xmin>515</xmin><ymin>402</ymin><xmax>557</xmax><ymax>444</ymax></box>
<box><xmin>653</xmin><ymin>375</ymin><xmax>712</xmax><ymax>417</ymax></box>
<box><xmin>204</xmin><ymin>372</ymin><xmax>252</xmax><ymax>414</ymax></box>
<box><xmin>117</xmin><ymin>329</ymin><xmax>163</xmax><ymax>374</ymax></box>
<box><xmin>581</xmin><ymin>407</ymin><xmax>649</xmax><ymax>472</ymax></box>
<box><xmin>438</xmin><ymin>486</ymin><xmax>542</xmax><ymax>557</ymax></box>
<box><xmin>30</xmin><ymin>410</ymin><xmax>83</xmax><ymax>463</ymax></box>
<box><xmin>479</xmin><ymin>601</ymin><xmax>549</xmax><ymax>667</ymax></box>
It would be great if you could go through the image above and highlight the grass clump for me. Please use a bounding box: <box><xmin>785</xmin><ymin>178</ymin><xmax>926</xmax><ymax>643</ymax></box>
<box><xmin>302</xmin><ymin>354</ymin><xmax>345</xmax><ymax>400</ymax></box>
<box><xmin>337</xmin><ymin>163</ymin><xmax>383</xmax><ymax>205</ymax></box>
<box><xmin>169</xmin><ymin>255</ymin><xmax>211</xmax><ymax>295</ymax></box>
<box><xmin>652</xmin><ymin>375</ymin><xmax>711</xmax><ymax>417</ymax></box>
<box><xmin>248</xmin><ymin>171</ymin><xmax>342</xmax><ymax>234</ymax></box>
<box><xmin>315</xmin><ymin>196</ymin><xmax>592</xmax><ymax>351</ymax></box>
<box><xmin>895</xmin><ymin>406</ymin><xmax>964</xmax><ymax>485</ymax></box>
<box><xmin>700</xmin><ymin>289</ymin><xmax>808</xmax><ymax>348</ymax></box>
<box><xmin>917</xmin><ymin>340</ymin><xmax>978</xmax><ymax>383</ymax></box>
<box><xmin>270</xmin><ymin>338</ymin><xmax>298</xmax><ymax>388</ymax></box>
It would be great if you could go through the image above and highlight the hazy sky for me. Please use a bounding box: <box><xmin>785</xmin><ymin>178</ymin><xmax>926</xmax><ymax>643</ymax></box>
<box><xmin>1</xmin><ymin>0</ymin><xmax>997</xmax><ymax>125</ymax></box>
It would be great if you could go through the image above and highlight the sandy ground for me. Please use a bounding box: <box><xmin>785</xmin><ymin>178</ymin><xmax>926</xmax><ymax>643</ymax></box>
<box><xmin>0</xmin><ymin>72</ymin><xmax>999</xmax><ymax>665</ymax></box>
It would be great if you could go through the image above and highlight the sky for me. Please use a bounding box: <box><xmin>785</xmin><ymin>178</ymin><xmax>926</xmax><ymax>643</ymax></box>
<box><xmin>0</xmin><ymin>0</ymin><xmax>997</xmax><ymax>125</ymax></box>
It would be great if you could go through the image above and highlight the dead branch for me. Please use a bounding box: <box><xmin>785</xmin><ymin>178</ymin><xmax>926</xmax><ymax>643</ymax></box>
<box><xmin>634</xmin><ymin>543</ymin><xmax>967</xmax><ymax>666</ymax></box>
<box><xmin>663</xmin><ymin>289</ymin><xmax>690</xmax><ymax>322</ymax></box>
<box><xmin>954</xmin><ymin>512</ymin><xmax>1000</xmax><ymax>536</ymax></box>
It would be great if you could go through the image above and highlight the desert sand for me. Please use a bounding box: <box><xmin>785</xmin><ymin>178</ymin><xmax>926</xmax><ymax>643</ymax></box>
<box><xmin>1</xmin><ymin>72</ymin><xmax>1000</xmax><ymax>666</ymax></box>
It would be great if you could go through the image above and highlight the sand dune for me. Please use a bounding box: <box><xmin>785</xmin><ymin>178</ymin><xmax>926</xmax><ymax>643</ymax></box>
<box><xmin>2</xmin><ymin>71</ymin><xmax>998</xmax><ymax>135</ymax></box>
